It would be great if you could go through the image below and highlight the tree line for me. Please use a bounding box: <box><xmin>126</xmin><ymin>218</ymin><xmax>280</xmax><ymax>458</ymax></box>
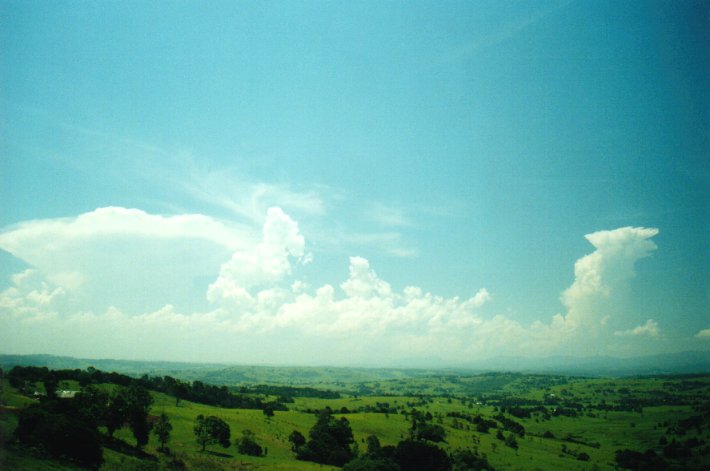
<box><xmin>6</xmin><ymin>365</ymin><xmax>287</xmax><ymax>412</ymax></box>
<box><xmin>12</xmin><ymin>382</ymin><xmax>156</xmax><ymax>469</ymax></box>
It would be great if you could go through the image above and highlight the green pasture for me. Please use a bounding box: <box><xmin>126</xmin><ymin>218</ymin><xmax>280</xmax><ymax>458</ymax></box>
<box><xmin>1</xmin><ymin>371</ymin><xmax>709</xmax><ymax>470</ymax></box>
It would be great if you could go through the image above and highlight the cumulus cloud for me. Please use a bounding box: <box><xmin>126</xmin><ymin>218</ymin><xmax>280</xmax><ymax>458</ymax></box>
<box><xmin>341</xmin><ymin>257</ymin><xmax>392</xmax><ymax>298</ymax></box>
<box><xmin>0</xmin><ymin>213</ymin><xmax>664</xmax><ymax>364</ymax></box>
<box><xmin>207</xmin><ymin>207</ymin><xmax>309</xmax><ymax>306</ymax></box>
<box><xmin>614</xmin><ymin>319</ymin><xmax>661</xmax><ymax>337</ymax></box>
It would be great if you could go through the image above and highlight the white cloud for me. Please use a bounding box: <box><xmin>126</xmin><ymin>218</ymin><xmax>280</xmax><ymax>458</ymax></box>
<box><xmin>0</xmin><ymin>213</ymin><xmax>666</xmax><ymax>364</ymax></box>
<box><xmin>614</xmin><ymin>319</ymin><xmax>661</xmax><ymax>338</ymax></box>
<box><xmin>367</xmin><ymin>203</ymin><xmax>412</xmax><ymax>227</ymax></box>
<box><xmin>557</xmin><ymin>227</ymin><xmax>659</xmax><ymax>337</ymax></box>
<box><xmin>696</xmin><ymin>329</ymin><xmax>710</xmax><ymax>339</ymax></box>
<box><xmin>207</xmin><ymin>207</ymin><xmax>308</xmax><ymax>305</ymax></box>
<box><xmin>340</xmin><ymin>257</ymin><xmax>392</xmax><ymax>299</ymax></box>
<box><xmin>0</xmin><ymin>206</ymin><xmax>248</xmax><ymax>255</ymax></box>
<box><xmin>0</xmin><ymin>207</ymin><xmax>256</xmax><ymax>312</ymax></box>
<box><xmin>180</xmin><ymin>166</ymin><xmax>327</xmax><ymax>224</ymax></box>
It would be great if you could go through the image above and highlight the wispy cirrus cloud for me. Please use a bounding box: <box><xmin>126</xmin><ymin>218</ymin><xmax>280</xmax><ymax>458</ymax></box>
<box><xmin>427</xmin><ymin>0</ymin><xmax>572</xmax><ymax>69</ymax></box>
<box><xmin>179</xmin><ymin>164</ymin><xmax>330</xmax><ymax>224</ymax></box>
<box><xmin>366</xmin><ymin>202</ymin><xmax>412</xmax><ymax>228</ymax></box>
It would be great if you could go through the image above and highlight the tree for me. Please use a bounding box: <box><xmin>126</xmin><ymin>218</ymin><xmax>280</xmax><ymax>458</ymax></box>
<box><xmin>289</xmin><ymin>430</ymin><xmax>306</xmax><ymax>452</ymax></box>
<box><xmin>236</xmin><ymin>429</ymin><xmax>263</xmax><ymax>456</ymax></box>
<box><xmin>104</xmin><ymin>391</ymin><xmax>128</xmax><ymax>437</ymax></box>
<box><xmin>194</xmin><ymin>415</ymin><xmax>231</xmax><ymax>452</ymax></box>
<box><xmin>416</xmin><ymin>423</ymin><xmax>446</xmax><ymax>443</ymax></box>
<box><xmin>394</xmin><ymin>439</ymin><xmax>451</xmax><ymax>471</ymax></box>
<box><xmin>15</xmin><ymin>400</ymin><xmax>103</xmax><ymax>469</ymax></box>
<box><xmin>74</xmin><ymin>385</ymin><xmax>109</xmax><ymax>427</ymax></box>
<box><xmin>43</xmin><ymin>373</ymin><xmax>59</xmax><ymax>400</ymax></box>
<box><xmin>504</xmin><ymin>433</ymin><xmax>518</xmax><ymax>449</ymax></box>
<box><xmin>263</xmin><ymin>403</ymin><xmax>275</xmax><ymax>418</ymax></box>
<box><xmin>296</xmin><ymin>408</ymin><xmax>356</xmax><ymax>466</ymax></box>
<box><xmin>366</xmin><ymin>435</ymin><xmax>382</xmax><ymax>455</ymax></box>
<box><xmin>171</xmin><ymin>379</ymin><xmax>189</xmax><ymax>407</ymax></box>
<box><xmin>451</xmin><ymin>449</ymin><xmax>494</xmax><ymax>471</ymax></box>
<box><xmin>124</xmin><ymin>384</ymin><xmax>154</xmax><ymax>449</ymax></box>
<box><xmin>153</xmin><ymin>413</ymin><xmax>173</xmax><ymax>452</ymax></box>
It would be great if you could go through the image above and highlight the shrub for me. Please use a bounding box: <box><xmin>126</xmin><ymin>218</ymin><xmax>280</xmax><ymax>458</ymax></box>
<box><xmin>236</xmin><ymin>430</ymin><xmax>263</xmax><ymax>457</ymax></box>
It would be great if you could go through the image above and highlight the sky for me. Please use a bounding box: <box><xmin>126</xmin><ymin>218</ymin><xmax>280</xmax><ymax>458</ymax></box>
<box><xmin>1</xmin><ymin>0</ymin><xmax>708</xmax><ymax>366</ymax></box>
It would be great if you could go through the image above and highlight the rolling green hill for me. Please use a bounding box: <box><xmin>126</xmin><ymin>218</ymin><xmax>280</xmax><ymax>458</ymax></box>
<box><xmin>1</xmin><ymin>359</ymin><xmax>709</xmax><ymax>470</ymax></box>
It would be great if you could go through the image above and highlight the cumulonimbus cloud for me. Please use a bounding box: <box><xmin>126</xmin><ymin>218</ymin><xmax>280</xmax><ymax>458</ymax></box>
<box><xmin>0</xmin><ymin>207</ymin><xmax>256</xmax><ymax>312</ymax></box>
<box><xmin>0</xmin><ymin>207</ymin><xmax>663</xmax><ymax>363</ymax></box>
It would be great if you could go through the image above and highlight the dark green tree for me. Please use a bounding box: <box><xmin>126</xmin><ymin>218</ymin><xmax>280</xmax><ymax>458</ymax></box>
<box><xmin>104</xmin><ymin>391</ymin><xmax>128</xmax><ymax>437</ymax></box>
<box><xmin>263</xmin><ymin>402</ymin><xmax>276</xmax><ymax>418</ymax></box>
<box><xmin>366</xmin><ymin>434</ymin><xmax>382</xmax><ymax>455</ymax></box>
<box><xmin>124</xmin><ymin>384</ymin><xmax>154</xmax><ymax>449</ymax></box>
<box><xmin>289</xmin><ymin>430</ymin><xmax>306</xmax><ymax>452</ymax></box>
<box><xmin>297</xmin><ymin>408</ymin><xmax>356</xmax><ymax>466</ymax></box>
<box><xmin>451</xmin><ymin>449</ymin><xmax>494</xmax><ymax>471</ymax></box>
<box><xmin>236</xmin><ymin>429</ymin><xmax>263</xmax><ymax>456</ymax></box>
<box><xmin>43</xmin><ymin>373</ymin><xmax>58</xmax><ymax>400</ymax></box>
<box><xmin>416</xmin><ymin>423</ymin><xmax>446</xmax><ymax>443</ymax></box>
<box><xmin>394</xmin><ymin>439</ymin><xmax>451</xmax><ymax>471</ymax></box>
<box><xmin>74</xmin><ymin>385</ymin><xmax>109</xmax><ymax>427</ymax></box>
<box><xmin>15</xmin><ymin>400</ymin><xmax>103</xmax><ymax>469</ymax></box>
<box><xmin>153</xmin><ymin>413</ymin><xmax>173</xmax><ymax>452</ymax></box>
<box><xmin>194</xmin><ymin>415</ymin><xmax>231</xmax><ymax>452</ymax></box>
<box><xmin>504</xmin><ymin>433</ymin><xmax>518</xmax><ymax>449</ymax></box>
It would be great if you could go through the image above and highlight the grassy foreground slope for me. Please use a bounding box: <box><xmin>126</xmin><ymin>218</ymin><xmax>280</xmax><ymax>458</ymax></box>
<box><xmin>1</xmin><ymin>366</ymin><xmax>709</xmax><ymax>470</ymax></box>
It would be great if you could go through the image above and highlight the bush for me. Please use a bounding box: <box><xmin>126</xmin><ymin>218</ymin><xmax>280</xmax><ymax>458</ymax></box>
<box><xmin>236</xmin><ymin>430</ymin><xmax>263</xmax><ymax>457</ymax></box>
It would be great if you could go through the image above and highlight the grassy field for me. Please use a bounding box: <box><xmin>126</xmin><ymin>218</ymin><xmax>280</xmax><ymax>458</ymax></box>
<box><xmin>1</xmin><ymin>369</ymin><xmax>709</xmax><ymax>470</ymax></box>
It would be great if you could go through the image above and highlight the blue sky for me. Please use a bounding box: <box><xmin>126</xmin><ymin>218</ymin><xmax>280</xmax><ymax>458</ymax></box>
<box><xmin>1</xmin><ymin>0</ymin><xmax>707</xmax><ymax>365</ymax></box>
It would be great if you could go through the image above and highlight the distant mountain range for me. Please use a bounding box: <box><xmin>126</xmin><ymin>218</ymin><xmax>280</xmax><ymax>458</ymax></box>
<box><xmin>0</xmin><ymin>350</ymin><xmax>707</xmax><ymax>384</ymax></box>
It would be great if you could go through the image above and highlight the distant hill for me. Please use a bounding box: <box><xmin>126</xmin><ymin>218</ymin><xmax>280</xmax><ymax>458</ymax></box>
<box><xmin>0</xmin><ymin>354</ymin><xmax>227</xmax><ymax>377</ymax></box>
<box><xmin>464</xmin><ymin>350</ymin><xmax>710</xmax><ymax>376</ymax></box>
<box><xmin>0</xmin><ymin>351</ymin><xmax>707</xmax><ymax>387</ymax></box>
